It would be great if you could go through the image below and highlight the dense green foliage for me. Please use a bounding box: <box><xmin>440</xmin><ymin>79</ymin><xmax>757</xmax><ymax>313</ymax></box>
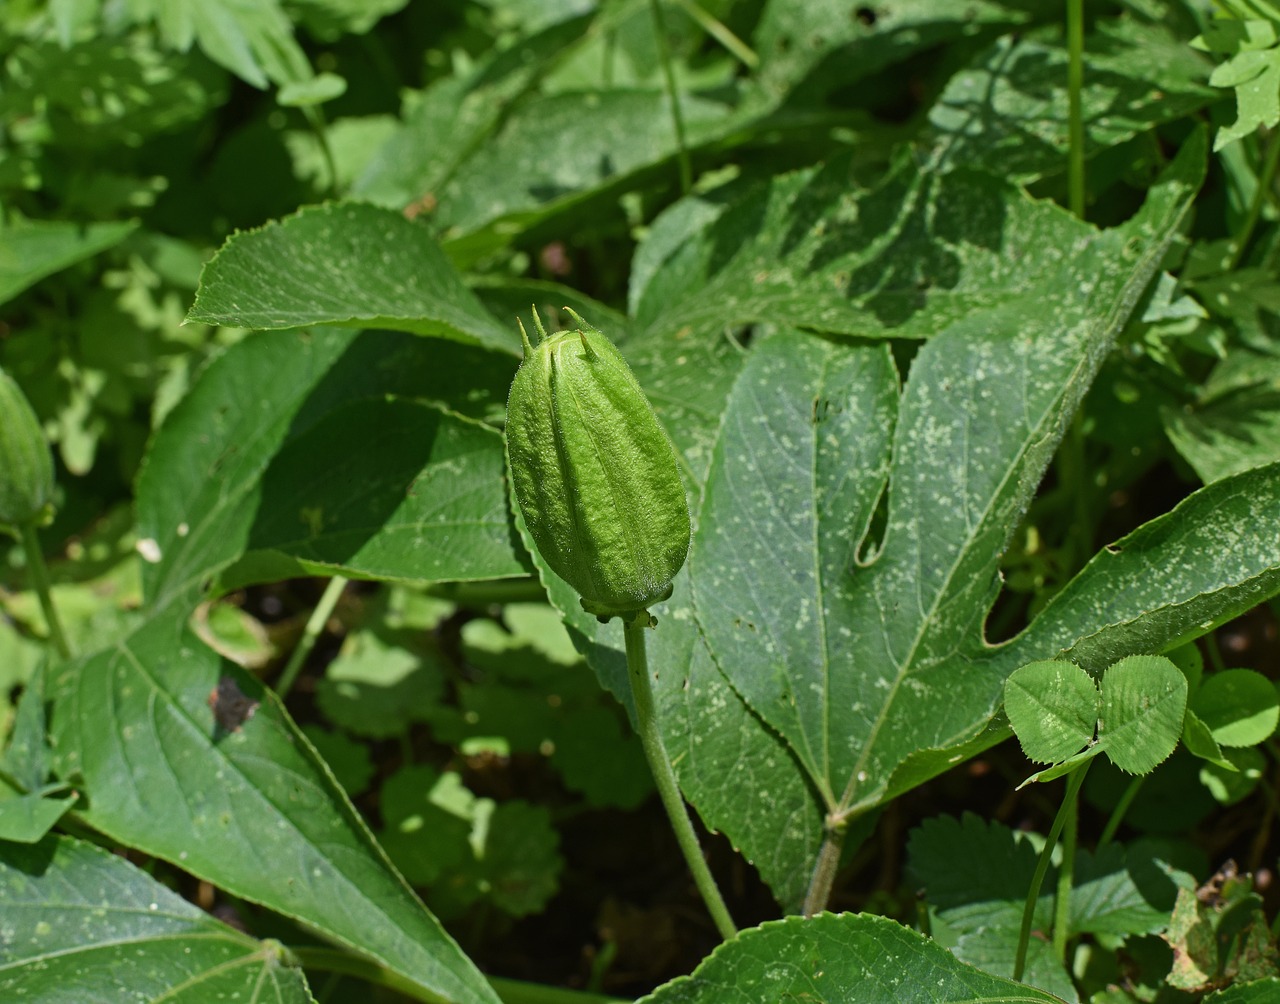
<box><xmin>3</xmin><ymin>1</ymin><xmax>1280</xmax><ymax>1002</ymax></box>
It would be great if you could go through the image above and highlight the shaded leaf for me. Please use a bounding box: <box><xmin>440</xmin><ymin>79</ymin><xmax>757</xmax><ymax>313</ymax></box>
<box><xmin>0</xmin><ymin>834</ymin><xmax>315</xmax><ymax>1003</ymax></box>
<box><xmin>929</xmin><ymin>19</ymin><xmax>1215</xmax><ymax>181</ymax></box>
<box><xmin>1165</xmin><ymin>349</ymin><xmax>1280</xmax><ymax>484</ymax></box>
<box><xmin>0</xmin><ymin>218</ymin><xmax>136</xmax><ymax>306</ymax></box>
<box><xmin>632</xmin><ymin>149</ymin><xmax>1146</xmax><ymax>343</ymax></box>
<box><xmin>137</xmin><ymin>328</ymin><xmax>525</xmax><ymax>611</ymax></box>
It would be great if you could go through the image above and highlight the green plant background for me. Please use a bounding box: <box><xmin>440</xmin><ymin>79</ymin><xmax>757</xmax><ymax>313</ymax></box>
<box><xmin>3</xmin><ymin>1</ymin><xmax>1280</xmax><ymax>1002</ymax></box>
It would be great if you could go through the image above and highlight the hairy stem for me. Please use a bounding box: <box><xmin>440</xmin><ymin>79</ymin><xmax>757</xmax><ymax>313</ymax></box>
<box><xmin>625</xmin><ymin>612</ymin><xmax>736</xmax><ymax>940</ymax></box>
<box><xmin>802</xmin><ymin>817</ymin><xmax>847</xmax><ymax>916</ymax></box>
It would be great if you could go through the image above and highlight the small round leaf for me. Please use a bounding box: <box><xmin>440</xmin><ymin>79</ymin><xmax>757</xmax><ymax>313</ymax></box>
<box><xmin>1192</xmin><ymin>669</ymin><xmax>1280</xmax><ymax>748</ymax></box>
<box><xmin>1099</xmin><ymin>655</ymin><xmax>1188</xmax><ymax>775</ymax></box>
<box><xmin>1004</xmin><ymin>660</ymin><xmax>1099</xmax><ymax>764</ymax></box>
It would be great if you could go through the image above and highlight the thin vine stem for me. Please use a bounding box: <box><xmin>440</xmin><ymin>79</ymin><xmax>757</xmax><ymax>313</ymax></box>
<box><xmin>275</xmin><ymin>575</ymin><xmax>347</xmax><ymax>698</ymax></box>
<box><xmin>672</xmin><ymin>0</ymin><xmax>758</xmax><ymax>68</ymax></box>
<box><xmin>1013</xmin><ymin>762</ymin><xmax>1092</xmax><ymax>983</ymax></box>
<box><xmin>20</xmin><ymin>522</ymin><xmax>71</xmax><ymax>661</ymax></box>
<box><xmin>624</xmin><ymin>612</ymin><xmax>736</xmax><ymax>940</ymax></box>
<box><xmin>1228</xmin><ymin>128</ymin><xmax>1280</xmax><ymax>270</ymax></box>
<box><xmin>1051</xmin><ymin>791</ymin><xmax>1078</xmax><ymax>963</ymax></box>
<box><xmin>648</xmin><ymin>0</ymin><xmax>692</xmax><ymax>195</ymax></box>
<box><xmin>1066</xmin><ymin>0</ymin><xmax>1086</xmax><ymax>219</ymax></box>
<box><xmin>1097</xmin><ymin>774</ymin><xmax>1144</xmax><ymax>848</ymax></box>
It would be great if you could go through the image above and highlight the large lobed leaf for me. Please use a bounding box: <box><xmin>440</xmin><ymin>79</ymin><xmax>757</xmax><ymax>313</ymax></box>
<box><xmin>692</xmin><ymin>133</ymin><xmax>1207</xmax><ymax>834</ymax></box>
<box><xmin>47</xmin><ymin>603</ymin><xmax>499</xmax><ymax>1004</ymax></box>
<box><xmin>0</xmin><ymin>834</ymin><xmax>315</xmax><ymax>1003</ymax></box>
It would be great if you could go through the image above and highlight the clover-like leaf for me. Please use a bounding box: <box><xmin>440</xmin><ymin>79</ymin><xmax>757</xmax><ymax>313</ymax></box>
<box><xmin>1004</xmin><ymin>660</ymin><xmax>1099</xmax><ymax>765</ymax></box>
<box><xmin>1097</xmin><ymin>656</ymin><xmax>1188</xmax><ymax>776</ymax></box>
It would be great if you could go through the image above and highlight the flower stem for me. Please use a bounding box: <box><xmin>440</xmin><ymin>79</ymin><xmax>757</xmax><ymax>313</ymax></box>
<box><xmin>19</xmin><ymin>522</ymin><xmax>70</xmax><ymax>661</ymax></box>
<box><xmin>1228</xmin><ymin>128</ymin><xmax>1280</xmax><ymax>270</ymax></box>
<box><xmin>1013</xmin><ymin>761</ymin><xmax>1091</xmax><ymax>983</ymax></box>
<box><xmin>624</xmin><ymin>612</ymin><xmax>736</xmax><ymax>940</ymax></box>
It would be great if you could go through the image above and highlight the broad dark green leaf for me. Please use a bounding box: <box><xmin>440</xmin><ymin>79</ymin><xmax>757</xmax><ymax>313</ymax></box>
<box><xmin>434</xmin><ymin>89</ymin><xmax>735</xmax><ymax>244</ymax></box>
<box><xmin>48</xmin><ymin>606</ymin><xmax>500</xmax><ymax>1004</ymax></box>
<box><xmin>214</xmin><ymin>396</ymin><xmax>529</xmax><ymax>592</ymax></box>
<box><xmin>353</xmin><ymin>16</ymin><xmax>594</xmax><ymax>211</ymax></box>
<box><xmin>186</xmin><ymin>203</ymin><xmax>516</xmax><ymax>352</ymax></box>
<box><xmin>0</xmin><ymin>218</ymin><xmax>136</xmax><ymax>306</ymax></box>
<box><xmin>137</xmin><ymin>328</ymin><xmax>526</xmax><ymax>609</ymax></box>
<box><xmin>679</xmin><ymin>134</ymin><xmax>1203</xmax><ymax>901</ymax></box>
<box><xmin>928</xmin><ymin>19</ymin><xmax>1215</xmax><ymax>181</ymax></box>
<box><xmin>638</xmin><ymin>911</ymin><xmax>1066</xmax><ymax>1004</ymax></box>
<box><xmin>0</xmin><ymin>834</ymin><xmax>314</xmax><ymax>1003</ymax></box>
<box><xmin>630</xmin><ymin>150</ymin><xmax>1130</xmax><ymax>342</ymax></box>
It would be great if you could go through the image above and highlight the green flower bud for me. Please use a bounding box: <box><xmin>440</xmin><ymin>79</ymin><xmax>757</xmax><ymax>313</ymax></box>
<box><xmin>505</xmin><ymin>309</ymin><xmax>690</xmax><ymax>621</ymax></box>
<box><xmin>0</xmin><ymin>367</ymin><xmax>54</xmax><ymax>530</ymax></box>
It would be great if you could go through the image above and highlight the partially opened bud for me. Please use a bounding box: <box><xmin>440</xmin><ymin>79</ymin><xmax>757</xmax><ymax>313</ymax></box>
<box><xmin>505</xmin><ymin>308</ymin><xmax>690</xmax><ymax>620</ymax></box>
<box><xmin>0</xmin><ymin>368</ymin><xmax>54</xmax><ymax>530</ymax></box>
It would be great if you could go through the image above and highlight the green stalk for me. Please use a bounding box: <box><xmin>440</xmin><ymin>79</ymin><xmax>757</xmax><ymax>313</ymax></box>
<box><xmin>1051</xmin><ymin>791</ymin><xmax>1078</xmax><ymax>963</ymax></box>
<box><xmin>672</xmin><ymin>0</ymin><xmax>758</xmax><ymax>68</ymax></box>
<box><xmin>648</xmin><ymin>0</ymin><xmax>692</xmax><ymax>195</ymax></box>
<box><xmin>1097</xmin><ymin>775</ymin><xmax>1144</xmax><ymax>849</ymax></box>
<box><xmin>624</xmin><ymin>613</ymin><xmax>736</xmax><ymax>940</ymax></box>
<box><xmin>1066</xmin><ymin>0</ymin><xmax>1086</xmax><ymax>219</ymax></box>
<box><xmin>275</xmin><ymin>575</ymin><xmax>347</xmax><ymax>698</ymax></box>
<box><xmin>1013</xmin><ymin>762</ymin><xmax>1091</xmax><ymax>983</ymax></box>
<box><xmin>20</xmin><ymin>522</ymin><xmax>70</xmax><ymax>661</ymax></box>
<box><xmin>290</xmin><ymin>946</ymin><xmax>627</xmax><ymax>1004</ymax></box>
<box><xmin>1228</xmin><ymin>128</ymin><xmax>1280</xmax><ymax>271</ymax></box>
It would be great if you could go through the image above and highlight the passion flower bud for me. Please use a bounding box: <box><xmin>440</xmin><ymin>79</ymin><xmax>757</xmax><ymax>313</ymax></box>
<box><xmin>505</xmin><ymin>308</ymin><xmax>690</xmax><ymax>620</ymax></box>
<box><xmin>0</xmin><ymin>368</ymin><xmax>54</xmax><ymax>530</ymax></box>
